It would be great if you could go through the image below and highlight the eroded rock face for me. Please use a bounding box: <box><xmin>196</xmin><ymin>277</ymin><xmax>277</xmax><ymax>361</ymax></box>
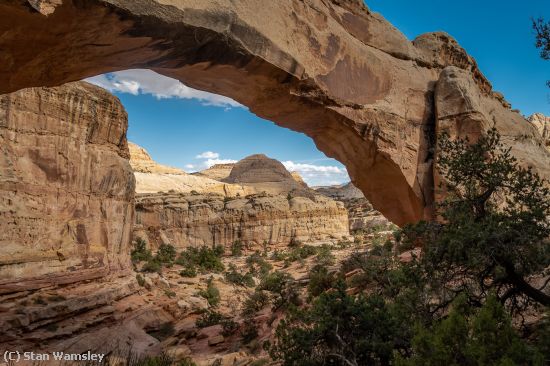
<box><xmin>134</xmin><ymin>192</ymin><xmax>350</xmax><ymax>249</ymax></box>
<box><xmin>315</xmin><ymin>182</ymin><xmax>391</xmax><ymax>232</ymax></box>
<box><xmin>0</xmin><ymin>82</ymin><xmax>135</xmax><ymax>293</ymax></box>
<box><xmin>193</xmin><ymin>164</ymin><xmax>235</xmax><ymax>181</ymax></box>
<box><xmin>129</xmin><ymin>142</ymin><xmax>255</xmax><ymax>197</ymax></box>
<box><xmin>0</xmin><ymin>0</ymin><xmax>549</xmax><ymax>225</ymax></box>
<box><xmin>529</xmin><ymin>113</ymin><xmax>550</xmax><ymax>150</ymax></box>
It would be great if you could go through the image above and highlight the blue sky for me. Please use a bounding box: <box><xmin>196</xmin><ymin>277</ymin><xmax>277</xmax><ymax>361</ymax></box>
<box><xmin>87</xmin><ymin>0</ymin><xmax>549</xmax><ymax>186</ymax></box>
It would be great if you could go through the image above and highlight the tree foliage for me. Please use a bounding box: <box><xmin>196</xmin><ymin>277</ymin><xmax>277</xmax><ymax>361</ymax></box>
<box><xmin>269</xmin><ymin>129</ymin><xmax>549</xmax><ymax>365</ymax></box>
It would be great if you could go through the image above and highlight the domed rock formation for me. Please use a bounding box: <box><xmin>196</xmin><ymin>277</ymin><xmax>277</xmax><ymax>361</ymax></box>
<box><xmin>1</xmin><ymin>1</ymin><xmax>549</xmax><ymax>226</ymax></box>
<box><xmin>223</xmin><ymin>154</ymin><xmax>308</xmax><ymax>195</ymax></box>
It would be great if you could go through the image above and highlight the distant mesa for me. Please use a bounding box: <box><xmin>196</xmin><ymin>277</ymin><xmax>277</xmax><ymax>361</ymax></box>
<box><xmin>128</xmin><ymin>142</ymin><xmax>186</xmax><ymax>175</ymax></box>
<box><xmin>314</xmin><ymin>182</ymin><xmax>365</xmax><ymax>200</ymax></box>
<box><xmin>128</xmin><ymin>143</ymin><xmax>254</xmax><ymax>196</ymax></box>
<box><xmin>223</xmin><ymin>154</ymin><xmax>309</xmax><ymax>195</ymax></box>
<box><xmin>192</xmin><ymin>163</ymin><xmax>235</xmax><ymax>181</ymax></box>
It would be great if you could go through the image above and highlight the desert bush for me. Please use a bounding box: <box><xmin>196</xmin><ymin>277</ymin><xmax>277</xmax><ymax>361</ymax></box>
<box><xmin>196</xmin><ymin>310</ymin><xmax>225</xmax><ymax>328</ymax></box>
<box><xmin>221</xmin><ymin>318</ymin><xmax>239</xmax><ymax>337</ymax></box>
<box><xmin>176</xmin><ymin>245</ymin><xmax>225</xmax><ymax>272</ymax></box>
<box><xmin>131</xmin><ymin>237</ymin><xmax>152</xmax><ymax>263</ymax></box>
<box><xmin>307</xmin><ymin>265</ymin><xmax>337</xmax><ymax>299</ymax></box>
<box><xmin>179</xmin><ymin>266</ymin><xmax>197</xmax><ymax>278</ymax></box>
<box><xmin>199</xmin><ymin>277</ymin><xmax>220</xmax><ymax>306</ymax></box>
<box><xmin>242</xmin><ymin>290</ymin><xmax>270</xmax><ymax>317</ymax></box>
<box><xmin>258</xmin><ymin>271</ymin><xmax>300</xmax><ymax>310</ymax></box>
<box><xmin>231</xmin><ymin>240</ymin><xmax>244</xmax><ymax>256</ymax></box>
<box><xmin>225</xmin><ymin>263</ymin><xmax>255</xmax><ymax>287</ymax></box>
<box><xmin>246</xmin><ymin>253</ymin><xmax>273</xmax><ymax>277</ymax></box>
<box><xmin>156</xmin><ymin>243</ymin><xmax>177</xmax><ymax>264</ymax></box>
<box><xmin>136</xmin><ymin>274</ymin><xmax>146</xmax><ymax>287</ymax></box>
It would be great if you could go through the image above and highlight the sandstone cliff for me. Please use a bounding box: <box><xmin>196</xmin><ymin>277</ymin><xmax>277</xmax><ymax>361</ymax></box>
<box><xmin>0</xmin><ymin>82</ymin><xmax>143</xmax><ymax>351</ymax></box>
<box><xmin>0</xmin><ymin>81</ymin><xmax>135</xmax><ymax>291</ymax></box>
<box><xmin>529</xmin><ymin>113</ymin><xmax>550</xmax><ymax>151</ymax></box>
<box><xmin>193</xmin><ymin>164</ymin><xmax>235</xmax><ymax>181</ymax></box>
<box><xmin>315</xmin><ymin>183</ymin><xmax>391</xmax><ymax>232</ymax></box>
<box><xmin>134</xmin><ymin>192</ymin><xmax>350</xmax><ymax>249</ymax></box>
<box><xmin>129</xmin><ymin>143</ymin><xmax>255</xmax><ymax>197</ymax></box>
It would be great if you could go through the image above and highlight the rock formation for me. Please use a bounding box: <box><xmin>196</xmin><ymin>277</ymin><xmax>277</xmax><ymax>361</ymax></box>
<box><xmin>134</xmin><ymin>192</ymin><xmax>349</xmax><ymax>250</ymax></box>
<box><xmin>129</xmin><ymin>142</ymin><xmax>186</xmax><ymax>175</ymax></box>
<box><xmin>0</xmin><ymin>82</ymin><xmax>142</xmax><ymax>350</ymax></box>
<box><xmin>129</xmin><ymin>143</ymin><xmax>255</xmax><ymax>197</ymax></box>
<box><xmin>0</xmin><ymin>81</ymin><xmax>134</xmax><ymax>291</ymax></box>
<box><xmin>223</xmin><ymin>154</ymin><xmax>308</xmax><ymax>195</ymax></box>
<box><xmin>315</xmin><ymin>182</ymin><xmax>365</xmax><ymax>201</ymax></box>
<box><xmin>529</xmin><ymin>113</ymin><xmax>550</xmax><ymax>150</ymax></box>
<box><xmin>193</xmin><ymin>164</ymin><xmax>235</xmax><ymax>181</ymax></box>
<box><xmin>315</xmin><ymin>182</ymin><xmax>391</xmax><ymax>232</ymax></box>
<box><xmin>2</xmin><ymin>0</ymin><xmax>549</xmax><ymax>224</ymax></box>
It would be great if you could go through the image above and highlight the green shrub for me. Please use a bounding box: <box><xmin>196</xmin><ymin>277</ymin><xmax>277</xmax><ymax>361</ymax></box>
<box><xmin>136</xmin><ymin>274</ymin><xmax>146</xmax><ymax>287</ymax></box>
<box><xmin>307</xmin><ymin>265</ymin><xmax>336</xmax><ymax>299</ymax></box>
<box><xmin>33</xmin><ymin>296</ymin><xmax>46</xmax><ymax>305</ymax></box>
<box><xmin>242</xmin><ymin>290</ymin><xmax>270</xmax><ymax>317</ymax></box>
<box><xmin>241</xmin><ymin>317</ymin><xmax>259</xmax><ymax>344</ymax></box>
<box><xmin>156</xmin><ymin>243</ymin><xmax>177</xmax><ymax>264</ymax></box>
<box><xmin>315</xmin><ymin>244</ymin><xmax>335</xmax><ymax>266</ymax></box>
<box><xmin>196</xmin><ymin>310</ymin><xmax>225</xmax><ymax>328</ymax></box>
<box><xmin>176</xmin><ymin>245</ymin><xmax>225</xmax><ymax>272</ymax></box>
<box><xmin>225</xmin><ymin>263</ymin><xmax>255</xmax><ymax>287</ymax></box>
<box><xmin>179</xmin><ymin>266</ymin><xmax>197</xmax><ymax>277</ymax></box>
<box><xmin>131</xmin><ymin>237</ymin><xmax>152</xmax><ymax>263</ymax></box>
<box><xmin>142</xmin><ymin>258</ymin><xmax>162</xmax><ymax>273</ymax></box>
<box><xmin>396</xmin><ymin>295</ymin><xmax>544</xmax><ymax>366</ymax></box>
<box><xmin>47</xmin><ymin>294</ymin><xmax>66</xmax><ymax>302</ymax></box>
<box><xmin>270</xmin><ymin>250</ymin><xmax>285</xmax><ymax>261</ymax></box>
<box><xmin>286</xmin><ymin>244</ymin><xmax>318</xmax><ymax>262</ymax></box>
<box><xmin>258</xmin><ymin>271</ymin><xmax>300</xmax><ymax>310</ymax></box>
<box><xmin>199</xmin><ymin>277</ymin><xmax>220</xmax><ymax>306</ymax></box>
<box><xmin>246</xmin><ymin>253</ymin><xmax>273</xmax><ymax>277</ymax></box>
<box><xmin>231</xmin><ymin>240</ymin><xmax>244</xmax><ymax>256</ymax></box>
<box><xmin>221</xmin><ymin>318</ymin><xmax>239</xmax><ymax>336</ymax></box>
<box><xmin>164</xmin><ymin>289</ymin><xmax>176</xmax><ymax>298</ymax></box>
<box><xmin>288</xmin><ymin>238</ymin><xmax>302</xmax><ymax>248</ymax></box>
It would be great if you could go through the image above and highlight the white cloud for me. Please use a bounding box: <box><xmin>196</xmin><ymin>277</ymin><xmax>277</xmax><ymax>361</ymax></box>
<box><xmin>184</xmin><ymin>164</ymin><xmax>196</xmax><ymax>170</ymax></box>
<box><xmin>86</xmin><ymin>69</ymin><xmax>242</xmax><ymax>108</ymax></box>
<box><xmin>196</xmin><ymin>151</ymin><xmax>220</xmax><ymax>159</ymax></box>
<box><xmin>282</xmin><ymin>161</ymin><xmax>349</xmax><ymax>187</ymax></box>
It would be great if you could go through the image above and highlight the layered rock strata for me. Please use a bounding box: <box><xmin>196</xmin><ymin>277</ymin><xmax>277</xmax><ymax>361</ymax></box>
<box><xmin>129</xmin><ymin>143</ymin><xmax>255</xmax><ymax>197</ymax></box>
<box><xmin>529</xmin><ymin>113</ymin><xmax>550</xmax><ymax>151</ymax></box>
<box><xmin>223</xmin><ymin>154</ymin><xmax>309</xmax><ymax>195</ymax></box>
<box><xmin>134</xmin><ymin>192</ymin><xmax>350</xmax><ymax>249</ymax></box>
<box><xmin>0</xmin><ymin>81</ymin><xmax>135</xmax><ymax>292</ymax></box>
<box><xmin>0</xmin><ymin>82</ymin><xmax>139</xmax><ymax>351</ymax></box>
<box><xmin>3</xmin><ymin>0</ymin><xmax>550</xmax><ymax>224</ymax></box>
<box><xmin>315</xmin><ymin>182</ymin><xmax>391</xmax><ymax>232</ymax></box>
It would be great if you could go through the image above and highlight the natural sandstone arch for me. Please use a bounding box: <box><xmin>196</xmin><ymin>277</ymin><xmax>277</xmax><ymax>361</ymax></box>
<box><xmin>1</xmin><ymin>0</ymin><xmax>549</xmax><ymax>226</ymax></box>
